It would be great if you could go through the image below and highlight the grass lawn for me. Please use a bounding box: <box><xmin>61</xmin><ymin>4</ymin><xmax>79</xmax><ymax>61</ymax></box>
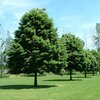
<box><xmin>0</xmin><ymin>74</ymin><xmax>100</xmax><ymax>100</ymax></box>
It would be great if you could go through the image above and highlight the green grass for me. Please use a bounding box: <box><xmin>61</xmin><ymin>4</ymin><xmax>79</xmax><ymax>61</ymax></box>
<box><xmin>0</xmin><ymin>74</ymin><xmax>100</xmax><ymax>100</ymax></box>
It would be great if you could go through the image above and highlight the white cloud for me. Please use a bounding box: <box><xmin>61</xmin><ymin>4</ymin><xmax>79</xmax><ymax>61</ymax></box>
<box><xmin>57</xmin><ymin>15</ymin><xmax>82</xmax><ymax>37</ymax></box>
<box><xmin>0</xmin><ymin>0</ymin><xmax>51</xmax><ymax>19</ymax></box>
<box><xmin>0</xmin><ymin>0</ymin><xmax>51</xmax><ymax>35</ymax></box>
<box><xmin>0</xmin><ymin>0</ymin><xmax>36</xmax><ymax>8</ymax></box>
<box><xmin>79</xmin><ymin>22</ymin><xmax>96</xmax><ymax>33</ymax></box>
<box><xmin>59</xmin><ymin>15</ymin><xmax>82</xmax><ymax>30</ymax></box>
<box><xmin>60</xmin><ymin>15</ymin><xmax>81</xmax><ymax>22</ymax></box>
<box><xmin>60</xmin><ymin>15</ymin><xmax>82</xmax><ymax>28</ymax></box>
<box><xmin>0</xmin><ymin>0</ymin><xmax>36</xmax><ymax>21</ymax></box>
<box><xmin>0</xmin><ymin>0</ymin><xmax>50</xmax><ymax>9</ymax></box>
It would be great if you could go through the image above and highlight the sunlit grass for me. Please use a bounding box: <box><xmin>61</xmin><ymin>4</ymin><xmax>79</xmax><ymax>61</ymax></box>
<box><xmin>0</xmin><ymin>74</ymin><xmax>100</xmax><ymax>100</ymax></box>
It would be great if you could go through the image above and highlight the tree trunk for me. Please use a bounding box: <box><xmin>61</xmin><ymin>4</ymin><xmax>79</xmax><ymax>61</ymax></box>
<box><xmin>92</xmin><ymin>68</ymin><xmax>94</xmax><ymax>76</ymax></box>
<box><xmin>34</xmin><ymin>72</ymin><xmax>37</xmax><ymax>87</ymax></box>
<box><xmin>0</xmin><ymin>68</ymin><xmax>3</xmax><ymax>77</ymax></box>
<box><xmin>69</xmin><ymin>68</ymin><xmax>72</xmax><ymax>80</ymax></box>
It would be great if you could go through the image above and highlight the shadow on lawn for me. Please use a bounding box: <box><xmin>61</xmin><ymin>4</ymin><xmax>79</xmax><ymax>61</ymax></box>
<box><xmin>74</xmin><ymin>76</ymin><xmax>92</xmax><ymax>78</ymax></box>
<box><xmin>44</xmin><ymin>79</ymin><xmax>82</xmax><ymax>82</ymax></box>
<box><xmin>0</xmin><ymin>85</ymin><xmax>57</xmax><ymax>90</ymax></box>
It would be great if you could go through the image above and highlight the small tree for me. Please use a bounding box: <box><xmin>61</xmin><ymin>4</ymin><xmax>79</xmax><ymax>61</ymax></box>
<box><xmin>81</xmin><ymin>50</ymin><xmax>98</xmax><ymax>77</ymax></box>
<box><xmin>91</xmin><ymin>50</ymin><xmax>100</xmax><ymax>74</ymax></box>
<box><xmin>62</xmin><ymin>33</ymin><xmax>84</xmax><ymax>80</ymax></box>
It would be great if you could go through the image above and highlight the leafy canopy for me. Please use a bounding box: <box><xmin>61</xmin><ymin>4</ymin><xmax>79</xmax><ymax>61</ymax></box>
<box><xmin>7</xmin><ymin>8</ymin><xmax>67</xmax><ymax>75</ymax></box>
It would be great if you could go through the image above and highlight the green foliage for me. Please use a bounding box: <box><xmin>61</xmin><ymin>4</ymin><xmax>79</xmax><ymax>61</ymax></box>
<box><xmin>7</xmin><ymin>8</ymin><xmax>67</xmax><ymax>78</ymax></box>
<box><xmin>91</xmin><ymin>50</ymin><xmax>100</xmax><ymax>71</ymax></box>
<box><xmin>84</xmin><ymin>50</ymin><xmax>97</xmax><ymax>70</ymax></box>
<box><xmin>7</xmin><ymin>41</ymin><xmax>25</xmax><ymax>74</ymax></box>
<box><xmin>62</xmin><ymin>33</ymin><xmax>84</xmax><ymax>71</ymax></box>
<box><xmin>62</xmin><ymin>33</ymin><xmax>84</xmax><ymax>80</ymax></box>
<box><xmin>80</xmin><ymin>49</ymin><xmax>98</xmax><ymax>76</ymax></box>
<box><xmin>47</xmin><ymin>39</ymin><xmax>68</xmax><ymax>74</ymax></box>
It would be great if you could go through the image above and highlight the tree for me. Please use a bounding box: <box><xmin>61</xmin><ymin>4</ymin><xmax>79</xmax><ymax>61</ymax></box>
<box><xmin>94</xmin><ymin>23</ymin><xmax>100</xmax><ymax>51</ymax></box>
<box><xmin>7</xmin><ymin>8</ymin><xmax>67</xmax><ymax>87</ymax></box>
<box><xmin>81</xmin><ymin>50</ymin><xmax>98</xmax><ymax>77</ymax></box>
<box><xmin>93</xmin><ymin>23</ymin><xmax>100</xmax><ymax>73</ymax></box>
<box><xmin>0</xmin><ymin>30</ymin><xmax>12</xmax><ymax>77</ymax></box>
<box><xmin>89</xmin><ymin>53</ymin><xmax>97</xmax><ymax>76</ymax></box>
<box><xmin>47</xmin><ymin>38</ymin><xmax>67</xmax><ymax>75</ymax></box>
<box><xmin>62</xmin><ymin>33</ymin><xmax>84</xmax><ymax>80</ymax></box>
<box><xmin>91</xmin><ymin>50</ymin><xmax>100</xmax><ymax>73</ymax></box>
<box><xmin>0</xmin><ymin>24</ymin><xmax>5</xmax><ymax>77</ymax></box>
<box><xmin>82</xmin><ymin>50</ymin><xmax>89</xmax><ymax>78</ymax></box>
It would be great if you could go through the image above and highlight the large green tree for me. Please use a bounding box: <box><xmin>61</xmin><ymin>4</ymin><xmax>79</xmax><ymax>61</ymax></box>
<box><xmin>62</xmin><ymin>33</ymin><xmax>84</xmax><ymax>80</ymax></box>
<box><xmin>7</xmin><ymin>8</ymin><xmax>67</xmax><ymax>87</ymax></box>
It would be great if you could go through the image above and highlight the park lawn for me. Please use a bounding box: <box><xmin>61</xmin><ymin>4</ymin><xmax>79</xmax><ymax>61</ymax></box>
<box><xmin>0</xmin><ymin>74</ymin><xmax>100</xmax><ymax>100</ymax></box>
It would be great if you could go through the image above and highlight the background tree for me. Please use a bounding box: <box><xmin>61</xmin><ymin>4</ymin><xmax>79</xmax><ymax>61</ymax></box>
<box><xmin>89</xmin><ymin>53</ymin><xmax>97</xmax><ymax>76</ymax></box>
<box><xmin>82</xmin><ymin>50</ymin><xmax>90</xmax><ymax>78</ymax></box>
<box><xmin>7</xmin><ymin>8</ymin><xmax>67</xmax><ymax>87</ymax></box>
<box><xmin>81</xmin><ymin>50</ymin><xmax>98</xmax><ymax>77</ymax></box>
<box><xmin>62</xmin><ymin>33</ymin><xmax>84</xmax><ymax>80</ymax></box>
<box><xmin>0</xmin><ymin>43</ymin><xmax>4</xmax><ymax>77</ymax></box>
<box><xmin>94</xmin><ymin>23</ymin><xmax>100</xmax><ymax>51</ymax></box>
<box><xmin>0</xmin><ymin>24</ymin><xmax>5</xmax><ymax>77</ymax></box>
<box><xmin>91</xmin><ymin>50</ymin><xmax>100</xmax><ymax>73</ymax></box>
<box><xmin>93</xmin><ymin>23</ymin><xmax>100</xmax><ymax>73</ymax></box>
<box><xmin>46</xmin><ymin>38</ymin><xmax>67</xmax><ymax>75</ymax></box>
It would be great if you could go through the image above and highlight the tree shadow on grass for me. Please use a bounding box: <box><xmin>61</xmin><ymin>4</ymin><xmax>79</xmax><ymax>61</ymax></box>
<box><xmin>43</xmin><ymin>79</ymin><xmax>82</xmax><ymax>82</ymax></box>
<box><xmin>33</xmin><ymin>85</ymin><xmax>57</xmax><ymax>89</ymax></box>
<box><xmin>74</xmin><ymin>76</ymin><xmax>92</xmax><ymax>78</ymax></box>
<box><xmin>0</xmin><ymin>85</ymin><xmax>57</xmax><ymax>90</ymax></box>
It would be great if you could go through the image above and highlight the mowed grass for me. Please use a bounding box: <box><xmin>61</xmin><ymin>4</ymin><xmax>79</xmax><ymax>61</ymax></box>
<box><xmin>0</xmin><ymin>74</ymin><xmax>100</xmax><ymax>100</ymax></box>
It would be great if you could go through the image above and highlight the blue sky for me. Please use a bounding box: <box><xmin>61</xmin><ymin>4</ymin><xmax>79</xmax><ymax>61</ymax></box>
<box><xmin>0</xmin><ymin>0</ymin><xmax>100</xmax><ymax>49</ymax></box>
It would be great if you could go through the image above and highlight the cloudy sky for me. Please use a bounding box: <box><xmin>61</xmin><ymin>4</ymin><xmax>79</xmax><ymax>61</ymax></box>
<box><xmin>0</xmin><ymin>0</ymin><xmax>100</xmax><ymax>49</ymax></box>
